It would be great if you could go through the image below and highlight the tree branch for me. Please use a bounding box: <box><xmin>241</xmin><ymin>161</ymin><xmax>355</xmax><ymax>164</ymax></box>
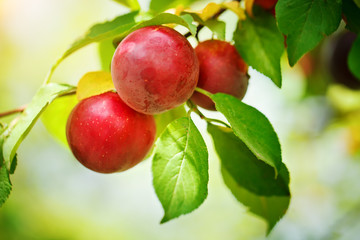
<box><xmin>184</xmin><ymin>8</ymin><xmax>227</xmax><ymax>39</ymax></box>
<box><xmin>0</xmin><ymin>89</ymin><xmax>76</xmax><ymax>119</ymax></box>
<box><xmin>0</xmin><ymin>106</ymin><xmax>26</xmax><ymax>118</ymax></box>
<box><xmin>184</xmin><ymin>0</ymin><xmax>241</xmax><ymax>39</ymax></box>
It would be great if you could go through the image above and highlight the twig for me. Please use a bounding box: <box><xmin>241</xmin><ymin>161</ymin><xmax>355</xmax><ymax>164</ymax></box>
<box><xmin>184</xmin><ymin>0</ymin><xmax>241</xmax><ymax>39</ymax></box>
<box><xmin>186</xmin><ymin>100</ymin><xmax>231</xmax><ymax>128</ymax></box>
<box><xmin>0</xmin><ymin>89</ymin><xmax>76</xmax><ymax>119</ymax></box>
<box><xmin>58</xmin><ymin>89</ymin><xmax>77</xmax><ymax>98</ymax></box>
<box><xmin>184</xmin><ymin>8</ymin><xmax>227</xmax><ymax>39</ymax></box>
<box><xmin>184</xmin><ymin>24</ymin><xmax>204</xmax><ymax>38</ymax></box>
<box><xmin>0</xmin><ymin>106</ymin><xmax>26</xmax><ymax>118</ymax></box>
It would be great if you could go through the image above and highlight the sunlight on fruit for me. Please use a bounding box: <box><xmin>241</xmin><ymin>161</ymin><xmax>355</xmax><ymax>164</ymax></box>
<box><xmin>0</xmin><ymin>0</ymin><xmax>360</xmax><ymax>240</ymax></box>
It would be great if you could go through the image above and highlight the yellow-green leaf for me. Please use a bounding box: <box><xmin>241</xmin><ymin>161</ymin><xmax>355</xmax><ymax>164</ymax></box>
<box><xmin>76</xmin><ymin>71</ymin><xmax>115</xmax><ymax>101</ymax></box>
<box><xmin>201</xmin><ymin>2</ymin><xmax>222</xmax><ymax>21</ymax></box>
<box><xmin>98</xmin><ymin>39</ymin><xmax>116</xmax><ymax>72</ymax></box>
<box><xmin>2</xmin><ymin>83</ymin><xmax>75</xmax><ymax>167</ymax></box>
<box><xmin>222</xmin><ymin>1</ymin><xmax>246</xmax><ymax>20</ymax></box>
<box><xmin>188</xmin><ymin>1</ymin><xmax>245</xmax><ymax>21</ymax></box>
<box><xmin>41</xmin><ymin>95</ymin><xmax>78</xmax><ymax>147</ymax></box>
<box><xmin>245</xmin><ymin>0</ymin><xmax>255</xmax><ymax>17</ymax></box>
<box><xmin>112</xmin><ymin>0</ymin><xmax>140</xmax><ymax>10</ymax></box>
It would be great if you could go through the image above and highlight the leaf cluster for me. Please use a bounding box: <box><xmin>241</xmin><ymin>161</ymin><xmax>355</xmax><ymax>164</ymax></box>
<box><xmin>1</xmin><ymin>0</ymin><xmax>359</xmax><ymax>235</ymax></box>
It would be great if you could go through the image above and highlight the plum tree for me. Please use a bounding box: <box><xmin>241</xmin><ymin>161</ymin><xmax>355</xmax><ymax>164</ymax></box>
<box><xmin>66</xmin><ymin>92</ymin><xmax>156</xmax><ymax>173</ymax></box>
<box><xmin>191</xmin><ymin>40</ymin><xmax>249</xmax><ymax>110</ymax></box>
<box><xmin>111</xmin><ymin>26</ymin><xmax>199</xmax><ymax>115</ymax></box>
<box><xmin>5</xmin><ymin>0</ymin><xmax>354</xmax><ymax>232</ymax></box>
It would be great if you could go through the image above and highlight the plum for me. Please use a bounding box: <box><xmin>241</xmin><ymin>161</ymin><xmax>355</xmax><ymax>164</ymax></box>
<box><xmin>191</xmin><ymin>40</ymin><xmax>249</xmax><ymax>110</ymax></box>
<box><xmin>111</xmin><ymin>26</ymin><xmax>199</xmax><ymax>114</ymax></box>
<box><xmin>66</xmin><ymin>92</ymin><xmax>156</xmax><ymax>173</ymax></box>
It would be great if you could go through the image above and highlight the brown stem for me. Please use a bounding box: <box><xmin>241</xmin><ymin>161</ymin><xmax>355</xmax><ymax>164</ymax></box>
<box><xmin>184</xmin><ymin>8</ymin><xmax>227</xmax><ymax>39</ymax></box>
<box><xmin>186</xmin><ymin>99</ymin><xmax>231</xmax><ymax>128</ymax></box>
<box><xmin>184</xmin><ymin>0</ymin><xmax>241</xmax><ymax>39</ymax></box>
<box><xmin>58</xmin><ymin>89</ymin><xmax>77</xmax><ymax>98</ymax></box>
<box><xmin>184</xmin><ymin>24</ymin><xmax>204</xmax><ymax>38</ymax></box>
<box><xmin>0</xmin><ymin>89</ymin><xmax>76</xmax><ymax>119</ymax></box>
<box><xmin>0</xmin><ymin>106</ymin><xmax>26</xmax><ymax>118</ymax></box>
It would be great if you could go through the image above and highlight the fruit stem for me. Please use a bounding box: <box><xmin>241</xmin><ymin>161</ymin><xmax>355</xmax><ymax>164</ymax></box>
<box><xmin>184</xmin><ymin>0</ymin><xmax>240</xmax><ymax>39</ymax></box>
<box><xmin>203</xmin><ymin>117</ymin><xmax>231</xmax><ymax>128</ymax></box>
<box><xmin>0</xmin><ymin>90</ymin><xmax>76</xmax><ymax>119</ymax></box>
<box><xmin>0</xmin><ymin>105</ymin><xmax>27</xmax><ymax>119</ymax></box>
<box><xmin>195</xmin><ymin>87</ymin><xmax>213</xmax><ymax>97</ymax></box>
<box><xmin>58</xmin><ymin>89</ymin><xmax>77</xmax><ymax>97</ymax></box>
<box><xmin>184</xmin><ymin>24</ymin><xmax>202</xmax><ymax>39</ymax></box>
<box><xmin>186</xmin><ymin>100</ymin><xmax>231</xmax><ymax>128</ymax></box>
<box><xmin>184</xmin><ymin>8</ymin><xmax>227</xmax><ymax>39</ymax></box>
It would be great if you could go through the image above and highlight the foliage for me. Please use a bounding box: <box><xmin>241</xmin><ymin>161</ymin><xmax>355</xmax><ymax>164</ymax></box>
<box><xmin>207</xmin><ymin>124</ymin><xmax>290</xmax><ymax>233</ymax></box>
<box><xmin>348</xmin><ymin>36</ymin><xmax>360</xmax><ymax>79</ymax></box>
<box><xmin>234</xmin><ymin>6</ymin><xmax>284</xmax><ymax>87</ymax></box>
<box><xmin>0</xmin><ymin>124</ymin><xmax>11</xmax><ymax>208</ymax></box>
<box><xmin>152</xmin><ymin>117</ymin><xmax>208</xmax><ymax>223</ymax></box>
<box><xmin>0</xmin><ymin>0</ymin><xmax>359</xmax><ymax>236</ymax></box>
<box><xmin>276</xmin><ymin>0</ymin><xmax>342</xmax><ymax>66</ymax></box>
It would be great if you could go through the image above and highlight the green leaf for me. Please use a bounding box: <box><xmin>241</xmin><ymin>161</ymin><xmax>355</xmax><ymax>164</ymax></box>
<box><xmin>355</xmin><ymin>0</ymin><xmax>360</xmax><ymax>8</ymax></box>
<box><xmin>47</xmin><ymin>12</ymin><xmax>197</xmax><ymax>83</ymax></box>
<box><xmin>41</xmin><ymin>94</ymin><xmax>78</xmax><ymax>147</ymax></box>
<box><xmin>152</xmin><ymin>117</ymin><xmax>208</xmax><ymax>223</ymax></box>
<box><xmin>43</xmin><ymin>11</ymin><xmax>139</xmax><ymax>83</ymax></box>
<box><xmin>208</xmin><ymin>124</ymin><xmax>290</xmax><ymax>233</ymax></box>
<box><xmin>9</xmin><ymin>154</ymin><xmax>17</xmax><ymax>175</ymax></box>
<box><xmin>208</xmin><ymin>124</ymin><xmax>289</xmax><ymax>196</ymax></box>
<box><xmin>276</xmin><ymin>0</ymin><xmax>342</xmax><ymax>66</ymax></box>
<box><xmin>131</xmin><ymin>13</ymin><xmax>196</xmax><ymax>36</ymax></box>
<box><xmin>145</xmin><ymin>105</ymin><xmax>187</xmax><ymax>159</ymax></box>
<box><xmin>179</xmin><ymin>14</ymin><xmax>197</xmax><ymax>36</ymax></box>
<box><xmin>112</xmin><ymin>13</ymin><xmax>197</xmax><ymax>47</ymax></box>
<box><xmin>150</xmin><ymin>0</ymin><xmax>197</xmax><ymax>13</ymax></box>
<box><xmin>234</xmin><ymin>8</ymin><xmax>284</xmax><ymax>87</ymax></box>
<box><xmin>182</xmin><ymin>12</ymin><xmax>204</xmax><ymax>24</ymax></box>
<box><xmin>182</xmin><ymin>11</ymin><xmax>227</xmax><ymax>39</ymax></box>
<box><xmin>0</xmin><ymin>124</ymin><xmax>5</xmax><ymax>140</ymax></box>
<box><xmin>0</xmin><ymin>126</ymin><xmax>5</xmax><ymax>169</ymax></box>
<box><xmin>2</xmin><ymin>83</ymin><xmax>75</xmax><ymax>168</ymax></box>
<box><xmin>112</xmin><ymin>0</ymin><xmax>140</xmax><ymax>10</ymax></box>
<box><xmin>154</xmin><ymin>105</ymin><xmax>187</xmax><ymax>139</ymax></box>
<box><xmin>210</xmin><ymin>93</ymin><xmax>282</xmax><ymax>175</ymax></box>
<box><xmin>222</xmin><ymin>167</ymin><xmax>290</xmax><ymax>234</ymax></box>
<box><xmin>59</xmin><ymin>11</ymin><xmax>138</xmax><ymax>64</ymax></box>
<box><xmin>348</xmin><ymin>36</ymin><xmax>360</xmax><ymax>80</ymax></box>
<box><xmin>205</xmin><ymin>19</ymin><xmax>226</xmax><ymax>40</ymax></box>
<box><xmin>98</xmin><ymin>39</ymin><xmax>116</xmax><ymax>72</ymax></box>
<box><xmin>0</xmin><ymin>124</ymin><xmax>11</xmax><ymax>206</ymax></box>
<box><xmin>343</xmin><ymin>0</ymin><xmax>360</xmax><ymax>34</ymax></box>
<box><xmin>0</xmin><ymin>164</ymin><xmax>11</xmax><ymax>207</ymax></box>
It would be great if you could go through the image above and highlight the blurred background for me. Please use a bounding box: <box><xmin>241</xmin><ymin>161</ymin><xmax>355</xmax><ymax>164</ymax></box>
<box><xmin>1</xmin><ymin>0</ymin><xmax>360</xmax><ymax>239</ymax></box>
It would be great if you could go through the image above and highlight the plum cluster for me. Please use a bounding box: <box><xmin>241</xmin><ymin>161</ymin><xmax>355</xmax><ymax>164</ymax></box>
<box><xmin>66</xmin><ymin>25</ymin><xmax>249</xmax><ymax>173</ymax></box>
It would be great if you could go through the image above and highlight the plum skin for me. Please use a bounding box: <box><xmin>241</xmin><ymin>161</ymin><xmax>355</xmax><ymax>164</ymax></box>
<box><xmin>191</xmin><ymin>40</ymin><xmax>249</xmax><ymax>110</ymax></box>
<box><xmin>66</xmin><ymin>92</ymin><xmax>156</xmax><ymax>174</ymax></box>
<box><xmin>111</xmin><ymin>26</ymin><xmax>199</xmax><ymax>115</ymax></box>
<box><xmin>254</xmin><ymin>0</ymin><xmax>278</xmax><ymax>10</ymax></box>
